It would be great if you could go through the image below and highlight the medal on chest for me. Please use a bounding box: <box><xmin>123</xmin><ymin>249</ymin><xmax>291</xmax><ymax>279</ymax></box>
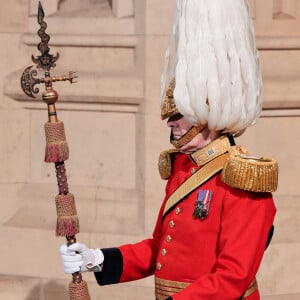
<box><xmin>193</xmin><ymin>190</ymin><xmax>212</xmax><ymax>220</ymax></box>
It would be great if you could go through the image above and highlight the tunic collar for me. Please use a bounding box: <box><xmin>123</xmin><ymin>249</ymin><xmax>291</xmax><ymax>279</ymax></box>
<box><xmin>189</xmin><ymin>135</ymin><xmax>233</xmax><ymax>167</ymax></box>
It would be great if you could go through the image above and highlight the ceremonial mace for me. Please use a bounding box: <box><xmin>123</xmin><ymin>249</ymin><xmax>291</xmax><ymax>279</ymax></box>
<box><xmin>20</xmin><ymin>2</ymin><xmax>91</xmax><ymax>299</ymax></box>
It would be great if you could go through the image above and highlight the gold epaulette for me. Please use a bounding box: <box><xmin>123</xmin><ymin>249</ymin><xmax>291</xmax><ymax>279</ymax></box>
<box><xmin>158</xmin><ymin>149</ymin><xmax>178</xmax><ymax>180</ymax></box>
<box><xmin>221</xmin><ymin>152</ymin><xmax>278</xmax><ymax>193</ymax></box>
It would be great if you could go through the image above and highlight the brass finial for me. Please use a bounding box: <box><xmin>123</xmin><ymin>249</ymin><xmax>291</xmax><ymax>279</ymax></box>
<box><xmin>20</xmin><ymin>1</ymin><xmax>78</xmax><ymax>122</ymax></box>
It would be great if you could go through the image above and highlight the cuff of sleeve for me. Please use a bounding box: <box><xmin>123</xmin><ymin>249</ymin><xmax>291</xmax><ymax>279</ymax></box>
<box><xmin>94</xmin><ymin>247</ymin><xmax>123</xmax><ymax>286</ymax></box>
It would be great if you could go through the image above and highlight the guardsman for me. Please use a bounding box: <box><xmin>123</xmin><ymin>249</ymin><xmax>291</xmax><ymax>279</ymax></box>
<box><xmin>60</xmin><ymin>1</ymin><xmax>278</xmax><ymax>299</ymax></box>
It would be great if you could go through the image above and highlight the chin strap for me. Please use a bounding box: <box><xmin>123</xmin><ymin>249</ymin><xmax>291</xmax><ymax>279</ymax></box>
<box><xmin>170</xmin><ymin>124</ymin><xmax>206</xmax><ymax>149</ymax></box>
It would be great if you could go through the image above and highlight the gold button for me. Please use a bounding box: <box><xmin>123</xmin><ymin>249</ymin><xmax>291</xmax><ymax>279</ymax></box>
<box><xmin>166</xmin><ymin>235</ymin><xmax>172</xmax><ymax>242</ymax></box>
<box><xmin>169</xmin><ymin>220</ymin><xmax>175</xmax><ymax>228</ymax></box>
<box><xmin>175</xmin><ymin>207</ymin><xmax>181</xmax><ymax>215</ymax></box>
<box><xmin>157</xmin><ymin>262</ymin><xmax>162</xmax><ymax>270</ymax></box>
<box><xmin>161</xmin><ymin>248</ymin><xmax>167</xmax><ymax>256</ymax></box>
<box><xmin>191</xmin><ymin>167</ymin><xmax>196</xmax><ymax>174</ymax></box>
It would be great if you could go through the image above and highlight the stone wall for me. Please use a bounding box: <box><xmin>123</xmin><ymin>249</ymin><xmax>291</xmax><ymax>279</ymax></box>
<box><xmin>0</xmin><ymin>0</ymin><xmax>299</xmax><ymax>299</ymax></box>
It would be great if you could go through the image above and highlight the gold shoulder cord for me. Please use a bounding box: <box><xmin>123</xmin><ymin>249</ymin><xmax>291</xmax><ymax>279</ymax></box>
<box><xmin>222</xmin><ymin>154</ymin><xmax>278</xmax><ymax>192</ymax></box>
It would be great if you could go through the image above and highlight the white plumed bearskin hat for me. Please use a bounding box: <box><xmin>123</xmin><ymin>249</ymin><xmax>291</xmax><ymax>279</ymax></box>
<box><xmin>160</xmin><ymin>0</ymin><xmax>262</xmax><ymax>134</ymax></box>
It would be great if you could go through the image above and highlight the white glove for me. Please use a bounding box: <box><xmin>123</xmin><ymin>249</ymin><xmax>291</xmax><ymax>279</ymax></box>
<box><xmin>60</xmin><ymin>243</ymin><xmax>104</xmax><ymax>274</ymax></box>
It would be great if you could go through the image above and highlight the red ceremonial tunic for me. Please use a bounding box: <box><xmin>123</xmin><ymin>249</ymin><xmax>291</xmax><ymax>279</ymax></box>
<box><xmin>95</xmin><ymin>141</ymin><xmax>276</xmax><ymax>300</ymax></box>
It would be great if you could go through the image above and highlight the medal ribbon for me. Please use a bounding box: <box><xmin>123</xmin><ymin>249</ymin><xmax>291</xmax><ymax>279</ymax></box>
<box><xmin>194</xmin><ymin>190</ymin><xmax>212</xmax><ymax>220</ymax></box>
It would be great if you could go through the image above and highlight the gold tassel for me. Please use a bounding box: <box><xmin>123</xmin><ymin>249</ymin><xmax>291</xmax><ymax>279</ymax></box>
<box><xmin>55</xmin><ymin>193</ymin><xmax>80</xmax><ymax>236</ymax></box>
<box><xmin>44</xmin><ymin>121</ymin><xmax>69</xmax><ymax>162</ymax></box>
<box><xmin>69</xmin><ymin>281</ymin><xmax>91</xmax><ymax>300</ymax></box>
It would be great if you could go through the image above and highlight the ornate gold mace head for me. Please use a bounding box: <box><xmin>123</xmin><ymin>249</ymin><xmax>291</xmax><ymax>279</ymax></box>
<box><xmin>20</xmin><ymin>1</ymin><xmax>77</xmax><ymax>114</ymax></box>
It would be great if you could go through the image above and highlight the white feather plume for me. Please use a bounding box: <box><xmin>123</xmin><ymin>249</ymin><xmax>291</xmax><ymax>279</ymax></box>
<box><xmin>160</xmin><ymin>0</ymin><xmax>262</xmax><ymax>134</ymax></box>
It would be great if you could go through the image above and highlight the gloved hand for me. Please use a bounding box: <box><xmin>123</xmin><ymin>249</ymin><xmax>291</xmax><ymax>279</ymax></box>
<box><xmin>60</xmin><ymin>242</ymin><xmax>104</xmax><ymax>274</ymax></box>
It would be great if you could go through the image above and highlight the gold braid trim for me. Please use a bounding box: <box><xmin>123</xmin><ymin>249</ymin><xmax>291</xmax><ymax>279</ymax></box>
<box><xmin>222</xmin><ymin>154</ymin><xmax>278</xmax><ymax>192</ymax></box>
<box><xmin>155</xmin><ymin>277</ymin><xmax>190</xmax><ymax>300</ymax></box>
<box><xmin>155</xmin><ymin>277</ymin><xmax>258</xmax><ymax>300</ymax></box>
<box><xmin>190</xmin><ymin>135</ymin><xmax>232</xmax><ymax>166</ymax></box>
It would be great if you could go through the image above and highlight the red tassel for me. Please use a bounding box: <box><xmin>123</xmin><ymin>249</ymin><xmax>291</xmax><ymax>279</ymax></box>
<box><xmin>56</xmin><ymin>216</ymin><xmax>79</xmax><ymax>237</ymax></box>
<box><xmin>45</xmin><ymin>141</ymin><xmax>69</xmax><ymax>163</ymax></box>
